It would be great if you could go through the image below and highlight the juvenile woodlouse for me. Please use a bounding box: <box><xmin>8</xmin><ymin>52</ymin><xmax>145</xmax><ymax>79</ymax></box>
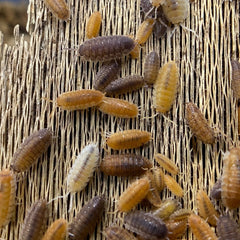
<box><xmin>216</xmin><ymin>215</ymin><xmax>240</xmax><ymax>240</ymax></box>
<box><xmin>67</xmin><ymin>143</ymin><xmax>99</xmax><ymax>193</ymax></box>
<box><xmin>197</xmin><ymin>189</ymin><xmax>219</xmax><ymax>226</ymax></box>
<box><xmin>161</xmin><ymin>0</ymin><xmax>189</xmax><ymax>24</ymax></box>
<box><xmin>104</xmin><ymin>225</ymin><xmax>137</xmax><ymax>240</ymax></box>
<box><xmin>153</xmin><ymin>61</ymin><xmax>179</xmax><ymax>113</ymax></box>
<box><xmin>118</xmin><ymin>177</ymin><xmax>150</xmax><ymax>212</ymax></box>
<box><xmin>210</xmin><ymin>178</ymin><xmax>222</xmax><ymax>200</ymax></box>
<box><xmin>20</xmin><ymin>199</ymin><xmax>48</xmax><ymax>240</ymax></box>
<box><xmin>185</xmin><ymin>102</ymin><xmax>215</xmax><ymax>144</ymax></box>
<box><xmin>231</xmin><ymin>60</ymin><xmax>240</xmax><ymax>100</ymax></box>
<box><xmin>11</xmin><ymin>128</ymin><xmax>52</xmax><ymax>172</ymax></box>
<box><xmin>79</xmin><ymin>35</ymin><xmax>135</xmax><ymax>61</ymax></box>
<box><xmin>153</xmin><ymin>168</ymin><xmax>165</xmax><ymax>192</ymax></box>
<box><xmin>98</xmin><ymin>97</ymin><xmax>138</xmax><ymax>118</ymax></box>
<box><xmin>124</xmin><ymin>210</ymin><xmax>168</xmax><ymax>240</ymax></box>
<box><xmin>42</xmin><ymin>218</ymin><xmax>67</xmax><ymax>240</ymax></box>
<box><xmin>165</xmin><ymin>218</ymin><xmax>188</xmax><ymax>240</ymax></box>
<box><xmin>86</xmin><ymin>11</ymin><xmax>102</xmax><ymax>39</ymax></box>
<box><xmin>188</xmin><ymin>214</ymin><xmax>218</xmax><ymax>240</ymax></box>
<box><xmin>0</xmin><ymin>170</ymin><xmax>16</xmax><ymax>228</ymax></box>
<box><xmin>144</xmin><ymin>51</ymin><xmax>160</xmax><ymax>85</ymax></box>
<box><xmin>44</xmin><ymin>0</ymin><xmax>70</xmax><ymax>20</ymax></box>
<box><xmin>104</xmin><ymin>75</ymin><xmax>145</xmax><ymax>95</ymax></box>
<box><xmin>222</xmin><ymin>147</ymin><xmax>240</xmax><ymax>209</ymax></box>
<box><xmin>169</xmin><ymin>208</ymin><xmax>192</xmax><ymax>221</ymax></box>
<box><xmin>129</xmin><ymin>38</ymin><xmax>140</xmax><ymax>59</ymax></box>
<box><xmin>164</xmin><ymin>174</ymin><xmax>183</xmax><ymax>197</ymax></box>
<box><xmin>100</xmin><ymin>154</ymin><xmax>152</xmax><ymax>176</ymax></box>
<box><xmin>93</xmin><ymin>60</ymin><xmax>121</xmax><ymax>91</ymax></box>
<box><xmin>69</xmin><ymin>196</ymin><xmax>105</xmax><ymax>240</ymax></box>
<box><xmin>154</xmin><ymin>153</ymin><xmax>179</xmax><ymax>175</ymax></box>
<box><xmin>56</xmin><ymin>89</ymin><xmax>104</xmax><ymax>110</ymax></box>
<box><xmin>106</xmin><ymin>130</ymin><xmax>151</xmax><ymax>150</ymax></box>
<box><xmin>136</xmin><ymin>18</ymin><xmax>155</xmax><ymax>45</ymax></box>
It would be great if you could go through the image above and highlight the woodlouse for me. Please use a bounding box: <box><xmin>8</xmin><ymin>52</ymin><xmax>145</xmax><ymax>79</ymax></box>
<box><xmin>188</xmin><ymin>214</ymin><xmax>218</xmax><ymax>240</ymax></box>
<box><xmin>210</xmin><ymin>178</ymin><xmax>222</xmax><ymax>200</ymax></box>
<box><xmin>104</xmin><ymin>225</ymin><xmax>137</xmax><ymax>240</ymax></box>
<box><xmin>56</xmin><ymin>89</ymin><xmax>104</xmax><ymax>110</ymax></box>
<box><xmin>86</xmin><ymin>11</ymin><xmax>102</xmax><ymax>39</ymax></box>
<box><xmin>104</xmin><ymin>75</ymin><xmax>145</xmax><ymax>95</ymax></box>
<box><xmin>79</xmin><ymin>35</ymin><xmax>135</xmax><ymax>61</ymax></box>
<box><xmin>153</xmin><ymin>168</ymin><xmax>165</xmax><ymax>192</ymax></box>
<box><xmin>11</xmin><ymin>128</ymin><xmax>52</xmax><ymax>172</ymax></box>
<box><xmin>216</xmin><ymin>215</ymin><xmax>240</xmax><ymax>240</ymax></box>
<box><xmin>93</xmin><ymin>60</ymin><xmax>121</xmax><ymax>91</ymax></box>
<box><xmin>106</xmin><ymin>130</ymin><xmax>151</xmax><ymax>150</ymax></box>
<box><xmin>169</xmin><ymin>209</ymin><xmax>192</xmax><ymax>221</ymax></box>
<box><xmin>222</xmin><ymin>147</ymin><xmax>240</xmax><ymax>209</ymax></box>
<box><xmin>231</xmin><ymin>60</ymin><xmax>240</xmax><ymax>100</ymax></box>
<box><xmin>164</xmin><ymin>174</ymin><xmax>183</xmax><ymax>197</ymax></box>
<box><xmin>136</xmin><ymin>18</ymin><xmax>155</xmax><ymax>45</ymax></box>
<box><xmin>153</xmin><ymin>61</ymin><xmax>179</xmax><ymax>113</ymax></box>
<box><xmin>42</xmin><ymin>219</ymin><xmax>68</xmax><ymax>240</ymax></box>
<box><xmin>185</xmin><ymin>102</ymin><xmax>215</xmax><ymax>144</ymax></box>
<box><xmin>165</xmin><ymin>218</ymin><xmax>188</xmax><ymax>240</ymax></box>
<box><xmin>118</xmin><ymin>177</ymin><xmax>150</xmax><ymax>212</ymax></box>
<box><xmin>44</xmin><ymin>0</ymin><xmax>70</xmax><ymax>20</ymax></box>
<box><xmin>20</xmin><ymin>199</ymin><xmax>48</xmax><ymax>240</ymax></box>
<box><xmin>98</xmin><ymin>97</ymin><xmax>138</xmax><ymax>118</ymax></box>
<box><xmin>67</xmin><ymin>143</ymin><xmax>99</xmax><ymax>193</ymax></box>
<box><xmin>68</xmin><ymin>196</ymin><xmax>105</xmax><ymax>240</ymax></box>
<box><xmin>144</xmin><ymin>51</ymin><xmax>160</xmax><ymax>85</ymax></box>
<box><xmin>197</xmin><ymin>189</ymin><xmax>219</xmax><ymax>226</ymax></box>
<box><xmin>100</xmin><ymin>154</ymin><xmax>152</xmax><ymax>176</ymax></box>
<box><xmin>161</xmin><ymin>0</ymin><xmax>189</xmax><ymax>24</ymax></box>
<box><xmin>154</xmin><ymin>153</ymin><xmax>179</xmax><ymax>175</ymax></box>
<box><xmin>0</xmin><ymin>170</ymin><xmax>16</xmax><ymax>228</ymax></box>
<box><xmin>129</xmin><ymin>38</ymin><xmax>140</xmax><ymax>59</ymax></box>
<box><xmin>124</xmin><ymin>210</ymin><xmax>168</xmax><ymax>240</ymax></box>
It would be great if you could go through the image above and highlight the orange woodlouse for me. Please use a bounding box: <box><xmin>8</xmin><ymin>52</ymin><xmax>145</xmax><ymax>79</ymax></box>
<box><xmin>93</xmin><ymin>60</ymin><xmax>121</xmax><ymax>91</ymax></box>
<box><xmin>44</xmin><ymin>0</ymin><xmax>70</xmax><ymax>20</ymax></box>
<box><xmin>222</xmin><ymin>147</ymin><xmax>240</xmax><ymax>209</ymax></box>
<box><xmin>164</xmin><ymin>174</ymin><xmax>183</xmax><ymax>197</ymax></box>
<box><xmin>136</xmin><ymin>19</ymin><xmax>155</xmax><ymax>45</ymax></box>
<box><xmin>104</xmin><ymin>75</ymin><xmax>145</xmax><ymax>96</ymax></box>
<box><xmin>165</xmin><ymin>218</ymin><xmax>188</xmax><ymax>240</ymax></box>
<box><xmin>231</xmin><ymin>60</ymin><xmax>240</xmax><ymax>100</ymax></box>
<box><xmin>100</xmin><ymin>154</ymin><xmax>153</xmax><ymax>176</ymax></box>
<box><xmin>154</xmin><ymin>153</ymin><xmax>179</xmax><ymax>175</ymax></box>
<box><xmin>216</xmin><ymin>215</ymin><xmax>240</xmax><ymax>240</ymax></box>
<box><xmin>68</xmin><ymin>196</ymin><xmax>105</xmax><ymax>240</ymax></box>
<box><xmin>144</xmin><ymin>51</ymin><xmax>160</xmax><ymax>85</ymax></box>
<box><xmin>188</xmin><ymin>214</ymin><xmax>218</xmax><ymax>240</ymax></box>
<box><xmin>161</xmin><ymin>0</ymin><xmax>189</xmax><ymax>24</ymax></box>
<box><xmin>153</xmin><ymin>167</ymin><xmax>165</xmax><ymax>192</ymax></box>
<box><xmin>56</xmin><ymin>89</ymin><xmax>104</xmax><ymax>110</ymax></box>
<box><xmin>67</xmin><ymin>143</ymin><xmax>99</xmax><ymax>193</ymax></box>
<box><xmin>42</xmin><ymin>218</ymin><xmax>68</xmax><ymax>240</ymax></box>
<box><xmin>106</xmin><ymin>130</ymin><xmax>151</xmax><ymax>150</ymax></box>
<box><xmin>118</xmin><ymin>177</ymin><xmax>150</xmax><ymax>212</ymax></box>
<box><xmin>128</xmin><ymin>35</ymin><xmax>140</xmax><ymax>59</ymax></box>
<box><xmin>11</xmin><ymin>128</ymin><xmax>52</xmax><ymax>172</ymax></box>
<box><xmin>20</xmin><ymin>199</ymin><xmax>48</xmax><ymax>240</ymax></box>
<box><xmin>0</xmin><ymin>170</ymin><xmax>16</xmax><ymax>228</ymax></box>
<box><xmin>79</xmin><ymin>35</ymin><xmax>135</xmax><ymax>61</ymax></box>
<box><xmin>169</xmin><ymin>208</ymin><xmax>192</xmax><ymax>221</ymax></box>
<box><xmin>210</xmin><ymin>178</ymin><xmax>222</xmax><ymax>200</ymax></box>
<box><xmin>153</xmin><ymin>61</ymin><xmax>179</xmax><ymax>113</ymax></box>
<box><xmin>98</xmin><ymin>97</ymin><xmax>138</xmax><ymax>118</ymax></box>
<box><xmin>86</xmin><ymin>11</ymin><xmax>102</xmax><ymax>39</ymax></box>
<box><xmin>104</xmin><ymin>225</ymin><xmax>137</xmax><ymax>240</ymax></box>
<box><xmin>197</xmin><ymin>189</ymin><xmax>219</xmax><ymax>226</ymax></box>
<box><xmin>185</xmin><ymin>102</ymin><xmax>215</xmax><ymax>144</ymax></box>
<box><xmin>124</xmin><ymin>210</ymin><xmax>168</xmax><ymax>240</ymax></box>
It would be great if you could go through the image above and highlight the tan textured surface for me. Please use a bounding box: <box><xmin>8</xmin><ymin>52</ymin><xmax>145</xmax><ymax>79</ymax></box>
<box><xmin>0</xmin><ymin>0</ymin><xmax>240</xmax><ymax>239</ymax></box>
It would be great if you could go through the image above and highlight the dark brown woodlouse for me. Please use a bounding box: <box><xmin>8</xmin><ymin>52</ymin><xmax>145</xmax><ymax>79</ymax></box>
<box><xmin>231</xmin><ymin>60</ymin><xmax>240</xmax><ymax>100</ymax></box>
<box><xmin>11</xmin><ymin>128</ymin><xmax>52</xmax><ymax>172</ymax></box>
<box><xmin>79</xmin><ymin>36</ymin><xmax>135</xmax><ymax>61</ymax></box>
<box><xmin>68</xmin><ymin>196</ymin><xmax>105</xmax><ymax>240</ymax></box>
<box><xmin>144</xmin><ymin>51</ymin><xmax>159</xmax><ymax>85</ymax></box>
<box><xmin>210</xmin><ymin>178</ymin><xmax>222</xmax><ymax>200</ymax></box>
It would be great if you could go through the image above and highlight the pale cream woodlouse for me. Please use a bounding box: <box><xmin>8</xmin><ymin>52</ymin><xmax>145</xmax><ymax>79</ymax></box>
<box><xmin>44</xmin><ymin>0</ymin><xmax>70</xmax><ymax>20</ymax></box>
<box><xmin>86</xmin><ymin>11</ymin><xmax>102</xmax><ymax>39</ymax></box>
<box><xmin>67</xmin><ymin>143</ymin><xmax>99</xmax><ymax>193</ymax></box>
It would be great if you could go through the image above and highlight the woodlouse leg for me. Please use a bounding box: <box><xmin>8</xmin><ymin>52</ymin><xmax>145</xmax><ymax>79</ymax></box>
<box><xmin>180</xmin><ymin>24</ymin><xmax>199</xmax><ymax>38</ymax></box>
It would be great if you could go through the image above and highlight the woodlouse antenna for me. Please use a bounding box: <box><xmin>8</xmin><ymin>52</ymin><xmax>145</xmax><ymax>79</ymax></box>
<box><xmin>47</xmin><ymin>192</ymin><xmax>70</xmax><ymax>205</ymax></box>
<box><xmin>180</xmin><ymin>24</ymin><xmax>199</xmax><ymax>39</ymax></box>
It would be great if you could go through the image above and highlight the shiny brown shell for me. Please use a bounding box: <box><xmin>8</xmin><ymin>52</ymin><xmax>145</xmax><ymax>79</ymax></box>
<box><xmin>44</xmin><ymin>0</ymin><xmax>70</xmax><ymax>20</ymax></box>
<box><xmin>11</xmin><ymin>128</ymin><xmax>52</xmax><ymax>172</ymax></box>
<box><xmin>185</xmin><ymin>102</ymin><xmax>215</xmax><ymax>144</ymax></box>
<box><xmin>69</xmin><ymin>196</ymin><xmax>105</xmax><ymax>240</ymax></box>
<box><xmin>231</xmin><ymin>60</ymin><xmax>240</xmax><ymax>100</ymax></box>
<box><xmin>79</xmin><ymin>35</ymin><xmax>135</xmax><ymax>61</ymax></box>
<box><xmin>86</xmin><ymin>11</ymin><xmax>102</xmax><ymax>39</ymax></box>
<box><xmin>104</xmin><ymin>225</ymin><xmax>138</xmax><ymax>240</ymax></box>
<box><xmin>165</xmin><ymin>218</ymin><xmax>188</xmax><ymax>240</ymax></box>
<box><xmin>100</xmin><ymin>154</ymin><xmax>153</xmax><ymax>176</ymax></box>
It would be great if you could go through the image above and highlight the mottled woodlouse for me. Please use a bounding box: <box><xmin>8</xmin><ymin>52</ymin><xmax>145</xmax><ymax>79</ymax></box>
<box><xmin>104</xmin><ymin>225</ymin><xmax>137</xmax><ymax>240</ymax></box>
<box><xmin>231</xmin><ymin>60</ymin><xmax>240</xmax><ymax>100</ymax></box>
